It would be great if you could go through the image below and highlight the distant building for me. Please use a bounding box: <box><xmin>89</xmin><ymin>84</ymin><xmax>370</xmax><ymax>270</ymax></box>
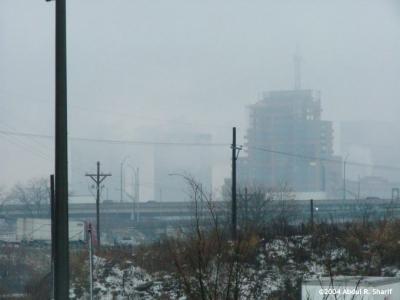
<box><xmin>69</xmin><ymin>138</ymin><xmax>151</xmax><ymax>203</ymax></box>
<box><xmin>346</xmin><ymin>176</ymin><xmax>400</xmax><ymax>200</ymax></box>
<box><xmin>153</xmin><ymin>131</ymin><xmax>213</xmax><ymax>202</ymax></box>
<box><xmin>238</xmin><ymin>89</ymin><xmax>341</xmax><ymax>196</ymax></box>
<box><xmin>69</xmin><ymin>126</ymin><xmax>213</xmax><ymax>203</ymax></box>
<box><xmin>340</xmin><ymin>121</ymin><xmax>400</xmax><ymax>182</ymax></box>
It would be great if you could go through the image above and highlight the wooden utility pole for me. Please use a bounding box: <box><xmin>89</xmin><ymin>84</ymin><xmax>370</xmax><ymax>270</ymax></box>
<box><xmin>310</xmin><ymin>199</ymin><xmax>314</xmax><ymax>229</ymax></box>
<box><xmin>53</xmin><ymin>0</ymin><xmax>69</xmax><ymax>296</ymax></box>
<box><xmin>86</xmin><ymin>162</ymin><xmax>111</xmax><ymax>250</ymax></box>
<box><xmin>244</xmin><ymin>187</ymin><xmax>248</xmax><ymax>228</ymax></box>
<box><xmin>50</xmin><ymin>174</ymin><xmax>55</xmax><ymax>299</ymax></box>
<box><xmin>231</xmin><ymin>127</ymin><xmax>241</xmax><ymax>240</ymax></box>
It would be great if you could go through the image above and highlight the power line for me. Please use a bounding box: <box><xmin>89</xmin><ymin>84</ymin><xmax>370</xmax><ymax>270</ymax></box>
<box><xmin>0</xmin><ymin>132</ymin><xmax>50</xmax><ymax>161</ymax></box>
<box><xmin>0</xmin><ymin>119</ymin><xmax>51</xmax><ymax>155</ymax></box>
<box><xmin>249</xmin><ymin>146</ymin><xmax>400</xmax><ymax>171</ymax></box>
<box><xmin>0</xmin><ymin>88</ymin><xmax>233</xmax><ymax>130</ymax></box>
<box><xmin>0</xmin><ymin>133</ymin><xmax>89</xmax><ymax>179</ymax></box>
<box><xmin>0</xmin><ymin>129</ymin><xmax>229</xmax><ymax>147</ymax></box>
<box><xmin>1</xmin><ymin>128</ymin><xmax>400</xmax><ymax>172</ymax></box>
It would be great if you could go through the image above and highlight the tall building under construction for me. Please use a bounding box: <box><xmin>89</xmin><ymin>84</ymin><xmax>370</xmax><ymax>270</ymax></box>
<box><xmin>239</xmin><ymin>89</ymin><xmax>341</xmax><ymax>196</ymax></box>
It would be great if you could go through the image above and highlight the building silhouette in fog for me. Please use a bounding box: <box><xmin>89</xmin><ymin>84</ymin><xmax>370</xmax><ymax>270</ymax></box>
<box><xmin>238</xmin><ymin>89</ymin><xmax>342</xmax><ymax>196</ymax></box>
<box><xmin>153</xmin><ymin>131</ymin><xmax>213</xmax><ymax>202</ymax></box>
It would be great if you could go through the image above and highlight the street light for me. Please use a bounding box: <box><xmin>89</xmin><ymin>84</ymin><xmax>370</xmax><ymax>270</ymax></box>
<box><xmin>168</xmin><ymin>172</ymin><xmax>191</xmax><ymax>181</ymax></box>
<box><xmin>168</xmin><ymin>173</ymin><xmax>188</xmax><ymax>202</ymax></box>
<box><xmin>127</xmin><ymin>164</ymin><xmax>139</xmax><ymax>223</ymax></box>
<box><xmin>168</xmin><ymin>172</ymin><xmax>201</xmax><ymax>196</ymax></box>
<box><xmin>169</xmin><ymin>173</ymin><xmax>204</xmax><ymax>216</ymax></box>
<box><xmin>120</xmin><ymin>156</ymin><xmax>130</xmax><ymax>203</ymax></box>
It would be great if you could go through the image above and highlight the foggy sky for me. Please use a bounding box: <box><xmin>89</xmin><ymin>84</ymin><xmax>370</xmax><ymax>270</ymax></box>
<box><xmin>1</xmin><ymin>0</ymin><xmax>400</xmax><ymax>194</ymax></box>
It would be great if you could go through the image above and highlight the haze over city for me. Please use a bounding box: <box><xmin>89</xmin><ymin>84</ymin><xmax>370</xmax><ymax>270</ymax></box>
<box><xmin>2</xmin><ymin>0</ymin><xmax>400</xmax><ymax>198</ymax></box>
<box><xmin>4</xmin><ymin>1</ymin><xmax>400</xmax><ymax>299</ymax></box>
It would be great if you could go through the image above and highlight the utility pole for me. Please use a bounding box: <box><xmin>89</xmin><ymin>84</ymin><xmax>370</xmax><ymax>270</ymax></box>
<box><xmin>86</xmin><ymin>162</ymin><xmax>111</xmax><ymax>250</ymax></box>
<box><xmin>244</xmin><ymin>187</ymin><xmax>248</xmax><ymax>229</ymax></box>
<box><xmin>310</xmin><ymin>199</ymin><xmax>314</xmax><ymax>230</ymax></box>
<box><xmin>50</xmin><ymin>174</ymin><xmax>55</xmax><ymax>299</ymax></box>
<box><xmin>343</xmin><ymin>162</ymin><xmax>346</xmax><ymax>200</ymax></box>
<box><xmin>231</xmin><ymin>127</ymin><xmax>242</xmax><ymax>241</ymax></box>
<box><xmin>232</xmin><ymin>128</ymin><xmax>237</xmax><ymax>241</ymax></box>
<box><xmin>52</xmin><ymin>0</ymin><xmax>69</xmax><ymax>296</ymax></box>
<box><xmin>87</xmin><ymin>223</ymin><xmax>94</xmax><ymax>300</ymax></box>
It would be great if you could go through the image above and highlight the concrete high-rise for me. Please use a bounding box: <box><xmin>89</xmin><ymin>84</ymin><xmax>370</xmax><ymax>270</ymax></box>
<box><xmin>239</xmin><ymin>89</ymin><xmax>341</xmax><ymax>196</ymax></box>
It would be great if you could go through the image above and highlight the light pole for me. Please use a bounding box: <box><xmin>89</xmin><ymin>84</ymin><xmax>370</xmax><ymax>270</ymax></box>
<box><xmin>88</xmin><ymin>223</ymin><xmax>94</xmax><ymax>300</ymax></box>
<box><xmin>320</xmin><ymin>162</ymin><xmax>326</xmax><ymax>192</ymax></box>
<box><xmin>343</xmin><ymin>154</ymin><xmax>349</xmax><ymax>201</ymax></box>
<box><xmin>168</xmin><ymin>172</ymin><xmax>195</xmax><ymax>201</ymax></box>
<box><xmin>168</xmin><ymin>173</ymin><xmax>205</xmax><ymax>223</ymax></box>
<box><xmin>120</xmin><ymin>156</ymin><xmax>130</xmax><ymax>203</ymax></box>
<box><xmin>127</xmin><ymin>164</ymin><xmax>139</xmax><ymax>223</ymax></box>
<box><xmin>168</xmin><ymin>172</ymin><xmax>192</xmax><ymax>196</ymax></box>
<box><xmin>168</xmin><ymin>172</ymin><xmax>191</xmax><ymax>182</ymax></box>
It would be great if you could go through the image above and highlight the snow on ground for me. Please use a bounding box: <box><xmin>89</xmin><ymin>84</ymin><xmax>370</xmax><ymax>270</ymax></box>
<box><xmin>71</xmin><ymin>255</ymin><xmax>184</xmax><ymax>299</ymax></box>
<box><xmin>70</xmin><ymin>237</ymin><xmax>323</xmax><ymax>299</ymax></box>
<box><xmin>70</xmin><ymin>236</ymin><xmax>400</xmax><ymax>299</ymax></box>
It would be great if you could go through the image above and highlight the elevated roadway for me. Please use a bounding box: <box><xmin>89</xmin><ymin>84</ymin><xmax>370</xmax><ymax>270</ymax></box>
<box><xmin>1</xmin><ymin>198</ymin><xmax>399</xmax><ymax>223</ymax></box>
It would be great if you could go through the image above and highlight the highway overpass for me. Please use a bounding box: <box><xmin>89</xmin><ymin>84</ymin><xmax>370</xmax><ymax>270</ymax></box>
<box><xmin>1</xmin><ymin>198</ymin><xmax>399</xmax><ymax>224</ymax></box>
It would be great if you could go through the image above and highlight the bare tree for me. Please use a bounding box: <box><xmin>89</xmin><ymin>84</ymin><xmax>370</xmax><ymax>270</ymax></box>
<box><xmin>9</xmin><ymin>177</ymin><xmax>50</xmax><ymax>217</ymax></box>
<box><xmin>237</xmin><ymin>186</ymin><xmax>270</xmax><ymax>233</ymax></box>
<box><xmin>229</xmin><ymin>181</ymin><xmax>295</xmax><ymax>237</ymax></box>
<box><xmin>0</xmin><ymin>186</ymin><xmax>10</xmax><ymax>215</ymax></box>
<box><xmin>266</xmin><ymin>182</ymin><xmax>296</xmax><ymax>237</ymax></box>
<box><xmin>164</xmin><ymin>175</ymin><xmax>262</xmax><ymax>300</ymax></box>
